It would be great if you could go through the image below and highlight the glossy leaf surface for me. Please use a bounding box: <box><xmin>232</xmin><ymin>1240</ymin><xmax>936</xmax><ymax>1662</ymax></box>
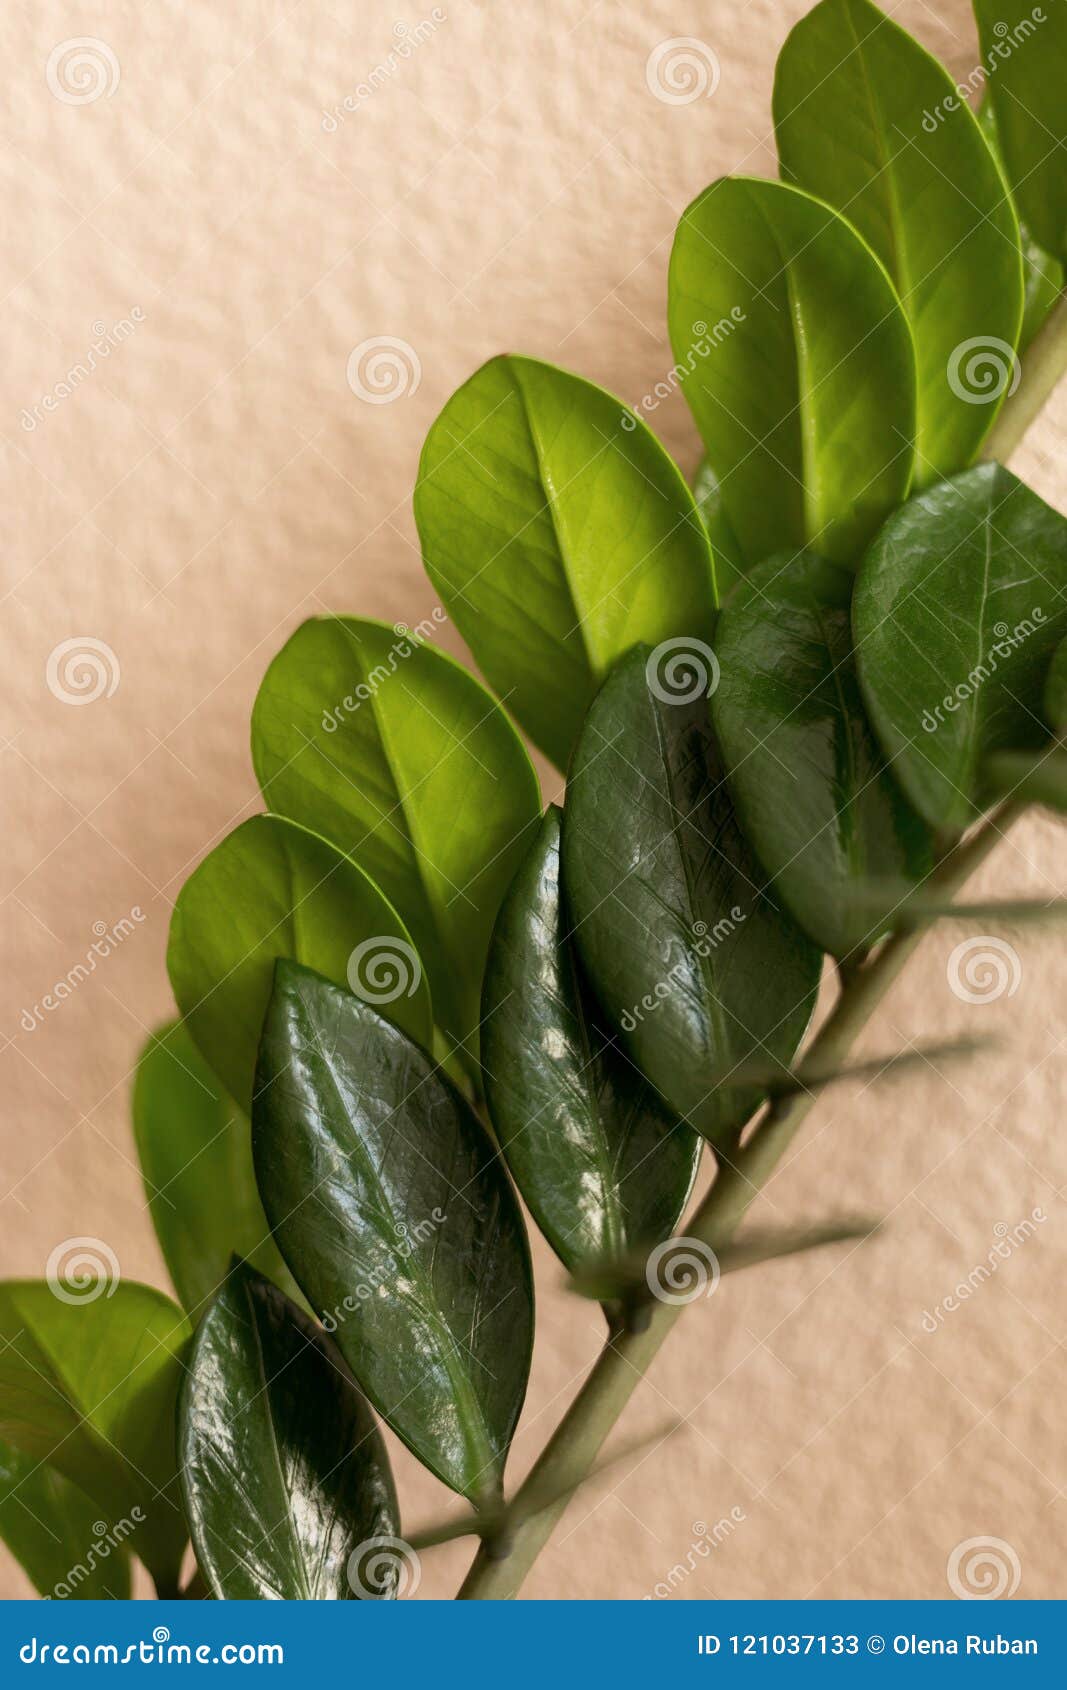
<box><xmin>180</xmin><ymin>1264</ymin><xmax>398</xmax><ymax>1600</ymax></box>
<box><xmin>974</xmin><ymin>0</ymin><xmax>1067</xmax><ymax>259</ymax></box>
<box><xmin>482</xmin><ymin>807</ymin><xmax>700</xmax><ymax>1273</ymax></box>
<box><xmin>713</xmin><ymin>551</ymin><xmax>934</xmax><ymax>957</ymax></box>
<box><xmin>668</xmin><ymin>175</ymin><xmax>916</xmax><ymax>569</ymax></box>
<box><xmin>1045</xmin><ymin>636</ymin><xmax>1067</xmax><ymax>732</ymax></box>
<box><xmin>774</xmin><ymin>0</ymin><xmax>1023</xmax><ymax>482</ymax></box>
<box><xmin>168</xmin><ymin>812</ymin><xmax>431</xmax><ymax>1111</ymax></box>
<box><xmin>133</xmin><ymin>1021</ymin><xmax>299</xmax><ymax>1316</ymax></box>
<box><xmin>562</xmin><ymin>645</ymin><xmax>821</xmax><ymax>1146</ymax></box>
<box><xmin>854</xmin><ymin>464</ymin><xmax>1067</xmax><ymax>832</ymax></box>
<box><xmin>0</xmin><ymin>1283</ymin><xmax>189</xmax><ymax>1591</ymax></box>
<box><xmin>253</xmin><ymin>962</ymin><xmax>533</xmax><ymax>1502</ymax></box>
<box><xmin>0</xmin><ymin>1442</ymin><xmax>131</xmax><ymax>1599</ymax></box>
<box><xmin>414</xmin><ymin>355</ymin><xmax>716</xmax><ymax>770</ymax></box>
<box><xmin>251</xmin><ymin>617</ymin><xmax>540</xmax><ymax>1059</ymax></box>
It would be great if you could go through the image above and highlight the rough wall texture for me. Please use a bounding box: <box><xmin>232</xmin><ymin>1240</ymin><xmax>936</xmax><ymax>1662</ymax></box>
<box><xmin>1</xmin><ymin>0</ymin><xmax>1064</xmax><ymax>1600</ymax></box>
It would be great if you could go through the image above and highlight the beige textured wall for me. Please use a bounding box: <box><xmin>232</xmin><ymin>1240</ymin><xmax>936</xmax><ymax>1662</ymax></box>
<box><xmin>2</xmin><ymin>0</ymin><xmax>1065</xmax><ymax>1601</ymax></box>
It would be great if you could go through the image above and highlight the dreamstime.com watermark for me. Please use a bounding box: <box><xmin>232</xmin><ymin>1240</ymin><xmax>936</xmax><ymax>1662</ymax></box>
<box><xmin>347</xmin><ymin>936</ymin><xmax>423</xmax><ymax>1004</ymax></box>
<box><xmin>645</xmin><ymin>38</ymin><xmax>720</xmax><ymax>105</ymax></box>
<box><xmin>921</xmin><ymin>8</ymin><xmax>1046</xmax><ymax>132</ymax></box>
<box><xmin>643</xmin><ymin>1510</ymin><xmax>747</xmax><ymax>1597</ymax></box>
<box><xmin>321</xmin><ymin>611</ymin><xmax>447</xmax><ymax>730</ymax></box>
<box><xmin>48</xmin><ymin>1512</ymin><xmax>145</xmax><ymax>1599</ymax></box>
<box><xmin>947</xmin><ymin>1536</ymin><xmax>1022</xmax><ymax>1599</ymax></box>
<box><xmin>20</xmin><ymin>312</ymin><xmax>145</xmax><ymax>432</ymax></box>
<box><xmin>347</xmin><ymin>1534</ymin><xmax>422</xmax><ymax>1597</ymax></box>
<box><xmin>19</xmin><ymin>1630</ymin><xmax>284</xmax><ymax>1666</ymax></box>
<box><xmin>623</xmin><ymin>311</ymin><xmax>746</xmax><ymax>429</ymax></box>
<box><xmin>20</xmin><ymin>909</ymin><xmax>146</xmax><ymax>1035</ymax></box>
<box><xmin>46</xmin><ymin>38</ymin><xmax>120</xmax><ymax>104</ymax></box>
<box><xmin>320</xmin><ymin>1211</ymin><xmax>446</xmax><ymax>1333</ymax></box>
<box><xmin>645</xmin><ymin>636</ymin><xmax>720</xmax><ymax>705</ymax></box>
<box><xmin>946</xmin><ymin>935</ymin><xmax>1022</xmax><ymax>1005</ymax></box>
<box><xmin>620</xmin><ymin>912</ymin><xmax>744</xmax><ymax>1032</ymax></box>
<box><xmin>46</xmin><ymin>1237</ymin><xmax>121</xmax><ymax>1304</ymax></box>
<box><xmin>645</xmin><ymin>1237</ymin><xmax>721</xmax><ymax>1305</ymax></box>
<box><xmin>920</xmin><ymin>609</ymin><xmax>1047</xmax><ymax>733</ymax></box>
<box><xmin>920</xmin><ymin>1208</ymin><xmax>1046</xmax><ymax>1333</ymax></box>
<box><xmin>322</xmin><ymin>12</ymin><xmax>447</xmax><ymax>129</ymax></box>
<box><xmin>947</xmin><ymin>336</ymin><xmax>1021</xmax><ymax>406</ymax></box>
<box><xmin>46</xmin><ymin>637</ymin><xmax>120</xmax><ymax>705</ymax></box>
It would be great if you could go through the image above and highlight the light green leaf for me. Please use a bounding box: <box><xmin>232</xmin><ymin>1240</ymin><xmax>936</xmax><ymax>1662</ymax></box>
<box><xmin>774</xmin><ymin>0</ymin><xmax>1023</xmax><ymax>483</ymax></box>
<box><xmin>0</xmin><ymin>1441</ymin><xmax>131</xmax><ymax>1599</ymax></box>
<box><xmin>854</xmin><ymin>463</ymin><xmax>1067</xmax><ymax>832</ymax></box>
<box><xmin>713</xmin><ymin>550</ymin><xmax>934</xmax><ymax>958</ymax></box>
<box><xmin>482</xmin><ymin>807</ymin><xmax>701</xmax><ymax>1276</ymax></box>
<box><xmin>253</xmin><ymin>962</ymin><xmax>534</xmax><ymax>1503</ymax></box>
<box><xmin>168</xmin><ymin>812</ymin><xmax>432</xmax><ymax>1112</ymax></box>
<box><xmin>692</xmin><ymin>456</ymin><xmax>747</xmax><ymax>598</ymax></box>
<box><xmin>562</xmin><ymin>644</ymin><xmax>821</xmax><ymax>1148</ymax></box>
<box><xmin>979</xmin><ymin>99</ymin><xmax>1063</xmax><ymax>352</ymax></box>
<box><xmin>973</xmin><ymin>0</ymin><xmax>1067</xmax><ymax>260</ymax></box>
<box><xmin>414</xmin><ymin>355</ymin><xmax>717</xmax><ymax>770</ymax></box>
<box><xmin>668</xmin><ymin>175</ymin><xmax>916</xmax><ymax>569</ymax></box>
<box><xmin>133</xmin><ymin>1021</ymin><xmax>300</xmax><ymax>1317</ymax></box>
<box><xmin>251</xmin><ymin>617</ymin><xmax>541</xmax><ymax>1061</ymax></box>
<box><xmin>180</xmin><ymin>1263</ymin><xmax>399</xmax><ymax>1600</ymax></box>
<box><xmin>0</xmin><ymin>1282</ymin><xmax>190</xmax><ymax>1593</ymax></box>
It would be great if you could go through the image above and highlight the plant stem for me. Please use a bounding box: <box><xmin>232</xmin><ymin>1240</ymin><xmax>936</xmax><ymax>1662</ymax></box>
<box><xmin>458</xmin><ymin>805</ymin><xmax>1021</xmax><ymax>1599</ymax></box>
<box><xmin>982</xmin><ymin>292</ymin><xmax>1067</xmax><ymax>464</ymax></box>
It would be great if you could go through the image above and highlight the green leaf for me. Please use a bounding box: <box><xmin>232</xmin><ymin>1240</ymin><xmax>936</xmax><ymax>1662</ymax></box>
<box><xmin>979</xmin><ymin>99</ymin><xmax>1063</xmax><ymax>352</ymax></box>
<box><xmin>481</xmin><ymin>807</ymin><xmax>701</xmax><ymax>1275</ymax></box>
<box><xmin>251</xmin><ymin>617</ymin><xmax>541</xmax><ymax>1060</ymax></box>
<box><xmin>561</xmin><ymin>645</ymin><xmax>821</xmax><ymax>1148</ymax></box>
<box><xmin>853</xmin><ymin>463</ymin><xmax>1067</xmax><ymax>833</ymax></box>
<box><xmin>973</xmin><ymin>0</ymin><xmax>1067</xmax><ymax>260</ymax></box>
<box><xmin>984</xmin><ymin>749</ymin><xmax>1067</xmax><ymax>813</ymax></box>
<box><xmin>0</xmin><ymin>1441</ymin><xmax>131</xmax><ymax>1599</ymax></box>
<box><xmin>692</xmin><ymin>456</ymin><xmax>747</xmax><ymax>598</ymax></box>
<box><xmin>168</xmin><ymin>812</ymin><xmax>432</xmax><ymax>1112</ymax></box>
<box><xmin>774</xmin><ymin>0</ymin><xmax>1023</xmax><ymax>484</ymax></box>
<box><xmin>668</xmin><ymin>175</ymin><xmax>916</xmax><ymax>569</ymax></box>
<box><xmin>414</xmin><ymin>355</ymin><xmax>717</xmax><ymax>771</ymax></box>
<box><xmin>133</xmin><ymin>1021</ymin><xmax>300</xmax><ymax>1317</ymax></box>
<box><xmin>1044</xmin><ymin>635</ymin><xmax>1067</xmax><ymax>732</ymax></box>
<box><xmin>713</xmin><ymin>550</ymin><xmax>934</xmax><ymax>958</ymax></box>
<box><xmin>252</xmin><ymin>961</ymin><xmax>534</xmax><ymax>1503</ymax></box>
<box><xmin>0</xmin><ymin>1282</ymin><xmax>190</xmax><ymax>1593</ymax></box>
<box><xmin>180</xmin><ymin>1263</ymin><xmax>399</xmax><ymax>1600</ymax></box>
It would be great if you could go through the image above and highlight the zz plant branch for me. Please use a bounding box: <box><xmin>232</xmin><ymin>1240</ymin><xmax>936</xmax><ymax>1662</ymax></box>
<box><xmin>3</xmin><ymin>0</ymin><xmax>1067</xmax><ymax>1605</ymax></box>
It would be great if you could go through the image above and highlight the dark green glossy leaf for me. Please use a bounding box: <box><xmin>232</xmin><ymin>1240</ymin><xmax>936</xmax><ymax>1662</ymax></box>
<box><xmin>168</xmin><ymin>812</ymin><xmax>431</xmax><ymax>1112</ymax></box>
<box><xmin>0</xmin><ymin>1441</ymin><xmax>131</xmax><ymax>1599</ymax></box>
<box><xmin>252</xmin><ymin>961</ymin><xmax>533</xmax><ymax>1503</ymax></box>
<box><xmin>980</xmin><ymin>99</ymin><xmax>1063</xmax><ymax>351</ymax></box>
<box><xmin>133</xmin><ymin>1021</ymin><xmax>300</xmax><ymax>1317</ymax></box>
<box><xmin>0</xmin><ymin>1282</ymin><xmax>189</xmax><ymax>1592</ymax></box>
<box><xmin>1044</xmin><ymin>636</ymin><xmax>1067</xmax><ymax>732</ymax></box>
<box><xmin>562</xmin><ymin>645</ymin><xmax>821</xmax><ymax>1147</ymax></box>
<box><xmin>973</xmin><ymin>0</ymin><xmax>1067</xmax><ymax>260</ymax></box>
<box><xmin>854</xmin><ymin>463</ymin><xmax>1067</xmax><ymax>833</ymax></box>
<box><xmin>481</xmin><ymin>807</ymin><xmax>701</xmax><ymax>1275</ymax></box>
<box><xmin>251</xmin><ymin>617</ymin><xmax>540</xmax><ymax>1061</ymax></box>
<box><xmin>984</xmin><ymin>749</ymin><xmax>1067</xmax><ymax>813</ymax></box>
<box><xmin>180</xmin><ymin>1263</ymin><xmax>398</xmax><ymax>1600</ymax></box>
<box><xmin>713</xmin><ymin>550</ymin><xmax>934</xmax><ymax>958</ymax></box>
<box><xmin>414</xmin><ymin>355</ymin><xmax>716</xmax><ymax>770</ymax></box>
<box><xmin>668</xmin><ymin>175</ymin><xmax>915</xmax><ymax>569</ymax></box>
<box><xmin>774</xmin><ymin>0</ymin><xmax>1023</xmax><ymax>483</ymax></box>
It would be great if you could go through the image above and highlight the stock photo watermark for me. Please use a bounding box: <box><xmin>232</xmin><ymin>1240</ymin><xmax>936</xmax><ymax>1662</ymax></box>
<box><xmin>623</xmin><ymin>311</ymin><xmax>746</xmax><ymax>429</ymax></box>
<box><xmin>645</xmin><ymin>38</ymin><xmax>721</xmax><ymax>105</ymax></box>
<box><xmin>45</xmin><ymin>38</ymin><xmax>120</xmax><ymax>105</ymax></box>
<box><xmin>946</xmin><ymin>935</ymin><xmax>1022</xmax><ymax>1005</ymax></box>
<box><xmin>920</xmin><ymin>610</ymin><xmax>1047</xmax><ymax>732</ymax></box>
<box><xmin>346</xmin><ymin>336</ymin><xmax>422</xmax><ymax>404</ymax></box>
<box><xmin>921</xmin><ymin>9</ymin><xmax>1047</xmax><ymax>132</ymax></box>
<box><xmin>19</xmin><ymin>311</ymin><xmax>146</xmax><ymax>434</ymax></box>
<box><xmin>643</xmin><ymin>1510</ymin><xmax>747</xmax><ymax>1598</ymax></box>
<box><xmin>45</xmin><ymin>637</ymin><xmax>121</xmax><ymax>706</ymax></box>
<box><xmin>946</xmin><ymin>1536</ymin><xmax>1022</xmax><ymax>1599</ymax></box>
<box><xmin>919</xmin><ymin>1208</ymin><xmax>1047</xmax><ymax>1333</ymax></box>
<box><xmin>321</xmin><ymin>611</ymin><xmax>447</xmax><ymax>731</ymax></box>
<box><xmin>20</xmin><ymin>909</ymin><xmax>147</xmax><ymax>1035</ymax></box>
<box><xmin>322</xmin><ymin>12</ymin><xmax>448</xmax><ymax>130</ymax></box>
